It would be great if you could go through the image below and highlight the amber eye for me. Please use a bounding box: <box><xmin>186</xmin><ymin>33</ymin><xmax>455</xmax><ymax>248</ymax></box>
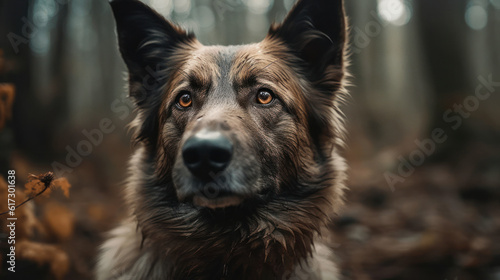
<box><xmin>256</xmin><ymin>89</ymin><xmax>274</xmax><ymax>105</ymax></box>
<box><xmin>177</xmin><ymin>92</ymin><xmax>192</xmax><ymax>108</ymax></box>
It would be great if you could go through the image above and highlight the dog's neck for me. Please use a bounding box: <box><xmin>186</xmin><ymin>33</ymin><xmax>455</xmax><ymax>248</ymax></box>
<box><xmin>151</xmin><ymin>227</ymin><xmax>319</xmax><ymax>279</ymax></box>
<box><xmin>136</xmin><ymin>193</ymin><xmax>332</xmax><ymax>279</ymax></box>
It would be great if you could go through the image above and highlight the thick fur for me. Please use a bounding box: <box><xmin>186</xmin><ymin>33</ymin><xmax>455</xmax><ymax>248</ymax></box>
<box><xmin>97</xmin><ymin>0</ymin><xmax>349</xmax><ymax>279</ymax></box>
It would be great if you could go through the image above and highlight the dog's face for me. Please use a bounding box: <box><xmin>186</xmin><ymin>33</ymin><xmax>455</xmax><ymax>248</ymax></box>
<box><xmin>111</xmin><ymin>0</ymin><xmax>346</xmax><ymax>236</ymax></box>
<box><xmin>166</xmin><ymin>43</ymin><xmax>332</xmax><ymax>209</ymax></box>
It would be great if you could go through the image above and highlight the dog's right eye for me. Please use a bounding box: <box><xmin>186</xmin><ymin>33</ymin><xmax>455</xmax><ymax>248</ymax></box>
<box><xmin>176</xmin><ymin>92</ymin><xmax>192</xmax><ymax>108</ymax></box>
<box><xmin>256</xmin><ymin>89</ymin><xmax>274</xmax><ymax>105</ymax></box>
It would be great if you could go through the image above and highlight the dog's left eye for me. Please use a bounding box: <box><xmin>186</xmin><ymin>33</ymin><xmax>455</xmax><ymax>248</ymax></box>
<box><xmin>256</xmin><ymin>89</ymin><xmax>274</xmax><ymax>105</ymax></box>
<box><xmin>176</xmin><ymin>92</ymin><xmax>193</xmax><ymax>108</ymax></box>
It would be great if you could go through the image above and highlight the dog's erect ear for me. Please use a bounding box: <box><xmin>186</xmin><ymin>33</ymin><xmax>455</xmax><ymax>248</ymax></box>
<box><xmin>268</xmin><ymin>0</ymin><xmax>347</xmax><ymax>157</ymax></box>
<box><xmin>110</xmin><ymin>0</ymin><xmax>192</xmax><ymax>87</ymax></box>
<box><xmin>268</xmin><ymin>0</ymin><xmax>346</xmax><ymax>89</ymax></box>
<box><xmin>110</xmin><ymin>0</ymin><xmax>194</xmax><ymax>145</ymax></box>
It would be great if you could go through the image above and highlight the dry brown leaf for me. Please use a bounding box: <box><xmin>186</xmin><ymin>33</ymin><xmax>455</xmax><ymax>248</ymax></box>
<box><xmin>17</xmin><ymin>240</ymin><xmax>69</xmax><ymax>280</ymax></box>
<box><xmin>25</xmin><ymin>180</ymin><xmax>52</xmax><ymax>198</ymax></box>
<box><xmin>1</xmin><ymin>172</ymin><xmax>71</xmax><ymax>216</ymax></box>
<box><xmin>24</xmin><ymin>172</ymin><xmax>54</xmax><ymax>198</ymax></box>
<box><xmin>23</xmin><ymin>172</ymin><xmax>71</xmax><ymax>199</ymax></box>
<box><xmin>53</xmin><ymin>177</ymin><xmax>71</xmax><ymax>198</ymax></box>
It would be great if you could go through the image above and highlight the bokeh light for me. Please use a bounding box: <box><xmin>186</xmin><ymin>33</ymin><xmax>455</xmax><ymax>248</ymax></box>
<box><xmin>30</xmin><ymin>30</ymin><xmax>51</xmax><ymax>54</ymax></box>
<box><xmin>377</xmin><ymin>0</ymin><xmax>412</xmax><ymax>26</ymax></box>
<box><xmin>465</xmin><ymin>3</ymin><xmax>488</xmax><ymax>30</ymax></box>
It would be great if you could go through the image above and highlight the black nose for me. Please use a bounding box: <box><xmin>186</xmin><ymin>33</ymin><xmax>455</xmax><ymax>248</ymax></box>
<box><xmin>182</xmin><ymin>130</ymin><xmax>233</xmax><ymax>179</ymax></box>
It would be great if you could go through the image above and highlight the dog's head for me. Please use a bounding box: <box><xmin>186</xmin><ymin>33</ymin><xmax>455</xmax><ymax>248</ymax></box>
<box><xmin>111</xmin><ymin>0</ymin><xmax>347</xmax><ymax>246</ymax></box>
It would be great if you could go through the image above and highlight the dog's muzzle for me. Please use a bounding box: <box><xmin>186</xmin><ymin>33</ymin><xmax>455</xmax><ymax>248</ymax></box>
<box><xmin>182</xmin><ymin>129</ymin><xmax>242</xmax><ymax>209</ymax></box>
<box><xmin>182</xmin><ymin>129</ymin><xmax>233</xmax><ymax>179</ymax></box>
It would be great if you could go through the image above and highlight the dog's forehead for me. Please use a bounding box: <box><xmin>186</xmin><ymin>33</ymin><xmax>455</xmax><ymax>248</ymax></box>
<box><xmin>182</xmin><ymin>45</ymin><xmax>242</xmax><ymax>83</ymax></box>
<box><xmin>181</xmin><ymin>42</ymin><xmax>296</xmax><ymax>88</ymax></box>
<box><xmin>178</xmin><ymin>45</ymin><xmax>241</xmax><ymax>102</ymax></box>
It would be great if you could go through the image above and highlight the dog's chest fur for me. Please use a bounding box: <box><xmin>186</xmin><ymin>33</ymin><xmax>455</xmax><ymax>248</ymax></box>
<box><xmin>97</xmin><ymin>216</ymin><xmax>340</xmax><ymax>280</ymax></box>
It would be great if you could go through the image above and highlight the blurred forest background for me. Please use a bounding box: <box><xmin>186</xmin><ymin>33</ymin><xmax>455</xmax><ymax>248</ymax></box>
<box><xmin>0</xmin><ymin>0</ymin><xmax>499</xmax><ymax>279</ymax></box>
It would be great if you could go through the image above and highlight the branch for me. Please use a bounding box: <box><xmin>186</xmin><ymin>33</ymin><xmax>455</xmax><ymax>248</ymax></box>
<box><xmin>0</xmin><ymin>172</ymin><xmax>54</xmax><ymax>216</ymax></box>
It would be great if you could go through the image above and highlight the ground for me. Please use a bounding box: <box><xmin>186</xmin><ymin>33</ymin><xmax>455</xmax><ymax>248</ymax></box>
<box><xmin>1</xmin><ymin>139</ymin><xmax>499</xmax><ymax>280</ymax></box>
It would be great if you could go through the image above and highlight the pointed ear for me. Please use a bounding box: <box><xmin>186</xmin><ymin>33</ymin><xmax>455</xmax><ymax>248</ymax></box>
<box><xmin>268</xmin><ymin>0</ymin><xmax>347</xmax><ymax>89</ymax></box>
<box><xmin>110</xmin><ymin>0</ymin><xmax>193</xmax><ymax>87</ymax></box>
<box><xmin>110</xmin><ymin>0</ymin><xmax>195</xmax><ymax>146</ymax></box>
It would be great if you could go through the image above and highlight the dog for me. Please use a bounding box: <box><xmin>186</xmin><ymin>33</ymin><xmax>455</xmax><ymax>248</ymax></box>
<box><xmin>97</xmin><ymin>0</ymin><xmax>348</xmax><ymax>279</ymax></box>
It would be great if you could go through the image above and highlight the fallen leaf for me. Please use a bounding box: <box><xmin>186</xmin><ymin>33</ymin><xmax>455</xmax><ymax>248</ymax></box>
<box><xmin>53</xmin><ymin>177</ymin><xmax>71</xmax><ymax>198</ymax></box>
<box><xmin>17</xmin><ymin>240</ymin><xmax>69</xmax><ymax>280</ymax></box>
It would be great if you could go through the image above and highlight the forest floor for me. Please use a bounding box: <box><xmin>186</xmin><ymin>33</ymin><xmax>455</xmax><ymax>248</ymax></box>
<box><xmin>1</xmin><ymin>138</ymin><xmax>499</xmax><ymax>280</ymax></box>
<box><xmin>333</xmin><ymin>140</ymin><xmax>500</xmax><ymax>280</ymax></box>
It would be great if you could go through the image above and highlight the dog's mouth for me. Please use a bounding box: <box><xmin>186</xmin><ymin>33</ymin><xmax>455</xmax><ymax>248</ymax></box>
<box><xmin>192</xmin><ymin>194</ymin><xmax>244</xmax><ymax>209</ymax></box>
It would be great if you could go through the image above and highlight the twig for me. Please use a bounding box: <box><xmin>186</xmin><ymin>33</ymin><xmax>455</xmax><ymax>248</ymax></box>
<box><xmin>0</xmin><ymin>172</ymin><xmax>54</xmax><ymax>215</ymax></box>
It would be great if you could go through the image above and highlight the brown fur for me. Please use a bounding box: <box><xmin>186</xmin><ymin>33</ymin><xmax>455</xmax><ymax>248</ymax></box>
<box><xmin>98</xmin><ymin>0</ymin><xmax>349</xmax><ymax>279</ymax></box>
